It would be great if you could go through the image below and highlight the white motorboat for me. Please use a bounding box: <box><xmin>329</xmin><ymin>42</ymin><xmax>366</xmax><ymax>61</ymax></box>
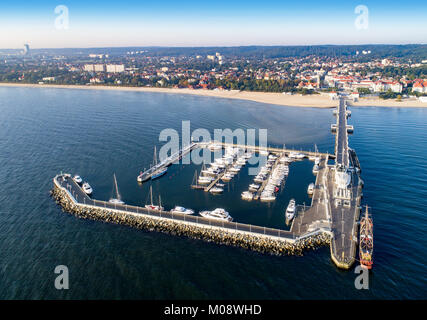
<box><xmin>307</xmin><ymin>183</ymin><xmax>315</xmax><ymax>195</ymax></box>
<box><xmin>215</xmin><ymin>183</ymin><xmax>225</xmax><ymax>187</ymax></box>
<box><xmin>221</xmin><ymin>173</ymin><xmax>233</xmax><ymax>182</ymax></box>
<box><xmin>249</xmin><ymin>183</ymin><xmax>260</xmax><ymax>191</ymax></box>
<box><xmin>228</xmin><ymin>166</ymin><xmax>241</xmax><ymax>173</ymax></box>
<box><xmin>73</xmin><ymin>175</ymin><xmax>82</xmax><ymax>184</ymax></box>
<box><xmin>199</xmin><ymin>208</ymin><xmax>232</xmax><ymax>221</ymax></box>
<box><xmin>312</xmin><ymin>164</ymin><xmax>320</xmax><ymax>174</ymax></box>
<box><xmin>171</xmin><ymin>206</ymin><xmax>194</xmax><ymax>215</ymax></box>
<box><xmin>260</xmin><ymin>192</ymin><xmax>276</xmax><ymax>202</ymax></box>
<box><xmin>244</xmin><ymin>152</ymin><xmax>253</xmax><ymax>159</ymax></box>
<box><xmin>82</xmin><ymin>182</ymin><xmax>93</xmax><ymax>195</ymax></box>
<box><xmin>209</xmin><ymin>187</ymin><xmax>224</xmax><ymax>194</ymax></box>
<box><xmin>241</xmin><ymin>191</ymin><xmax>253</xmax><ymax>200</ymax></box>
<box><xmin>236</xmin><ymin>158</ymin><xmax>247</xmax><ymax>166</ymax></box>
<box><xmin>286</xmin><ymin>199</ymin><xmax>296</xmax><ymax>221</ymax></box>
<box><xmin>198</xmin><ymin>176</ymin><xmax>213</xmax><ymax>184</ymax></box>
<box><xmin>109</xmin><ymin>173</ymin><xmax>125</xmax><ymax>204</ymax></box>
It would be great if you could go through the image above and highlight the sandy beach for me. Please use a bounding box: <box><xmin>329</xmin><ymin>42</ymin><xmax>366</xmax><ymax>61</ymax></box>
<box><xmin>1</xmin><ymin>82</ymin><xmax>426</xmax><ymax>108</ymax></box>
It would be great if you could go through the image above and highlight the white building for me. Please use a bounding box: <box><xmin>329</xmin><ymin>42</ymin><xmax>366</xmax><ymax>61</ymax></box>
<box><xmin>106</xmin><ymin>64</ymin><xmax>125</xmax><ymax>73</ymax></box>
<box><xmin>94</xmin><ymin>64</ymin><xmax>105</xmax><ymax>72</ymax></box>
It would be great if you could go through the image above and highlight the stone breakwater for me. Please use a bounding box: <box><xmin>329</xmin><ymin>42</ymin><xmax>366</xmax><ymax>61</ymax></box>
<box><xmin>51</xmin><ymin>186</ymin><xmax>330</xmax><ymax>256</ymax></box>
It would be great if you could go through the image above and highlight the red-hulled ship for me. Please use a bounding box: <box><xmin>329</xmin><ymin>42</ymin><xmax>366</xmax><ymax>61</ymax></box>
<box><xmin>359</xmin><ymin>205</ymin><xmax>373</xmax><ymax>269</ymax></box>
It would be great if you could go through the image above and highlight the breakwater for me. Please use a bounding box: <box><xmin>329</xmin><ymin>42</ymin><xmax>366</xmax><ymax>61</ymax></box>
<box><xmin>51</xmin><ymin>182</ymin><xmax>330</xmax><ymax>257</ymax></box>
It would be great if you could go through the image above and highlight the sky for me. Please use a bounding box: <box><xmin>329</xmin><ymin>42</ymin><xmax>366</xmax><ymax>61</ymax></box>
<box><xmin>0</xmin><ymin>0</ymin><xmax>426</xmax><ymax>49</ymax></box>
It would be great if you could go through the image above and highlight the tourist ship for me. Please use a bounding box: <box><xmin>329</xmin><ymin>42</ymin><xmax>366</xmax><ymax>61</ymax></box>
<box><xmin>199</xmin><ymin>208</ymin><xmax>233</xmax><ymax>221</ymax></box>
<box><xmin>359</xmin><ymin>206</ymin><xmax>374</xmax><ymax>270</ymax></box>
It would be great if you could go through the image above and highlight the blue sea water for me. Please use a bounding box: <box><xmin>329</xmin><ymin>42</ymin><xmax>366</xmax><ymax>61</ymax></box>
<box><xmin>0</xmin><ymin>86</ymin><xmax>426</xmax><ymax>299</ymax></box>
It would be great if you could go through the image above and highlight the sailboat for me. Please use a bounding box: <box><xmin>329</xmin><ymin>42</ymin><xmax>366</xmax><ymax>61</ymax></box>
<box><xmin>109</xmin><ymin>173</ymin><xmax>125</xmax><ymax>204</ymax></box>
<box><xmin>151</xmin><ymin>145</ymin><xmax>167</xmax><ymax>180</ymax></box>
<box><xmin>359</xmin><ymin>205</ymin><xmax>373</xmax><ymax>269</ymax></box>
<box><xmin>145</xmin><ymin>186</ymin><xmax>164</xmax><ymax>211</ymax></box>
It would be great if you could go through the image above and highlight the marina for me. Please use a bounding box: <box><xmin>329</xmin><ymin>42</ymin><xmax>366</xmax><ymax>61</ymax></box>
<box><xmin>51</xmin><ymin>97</ymin><xmax>367</xmax><ymax>269</ymax></box>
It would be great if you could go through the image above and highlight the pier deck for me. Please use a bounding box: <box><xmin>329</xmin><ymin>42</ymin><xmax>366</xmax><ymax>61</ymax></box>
<box><xmin>327</xmin><ymin>98</ymin><xmax>362</xmax><ymax>269</ymax></box>
<box><xmin>290</xmin><ymin>157</ymin><xmax>330</xmax><ymax>237</ymax></box>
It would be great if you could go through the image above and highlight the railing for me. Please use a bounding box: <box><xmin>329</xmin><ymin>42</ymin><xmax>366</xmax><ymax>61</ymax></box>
<box><xmin>55</xmin><ymin>175</ymin><xmax>298</xmax><ymax>241</ymax></box>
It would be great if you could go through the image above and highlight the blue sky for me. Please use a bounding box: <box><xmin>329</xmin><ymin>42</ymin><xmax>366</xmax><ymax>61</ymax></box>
<box><xmin>1</xmin><ymin>1</ymin><xmax>426</xmax><ymax>48</ymax></box>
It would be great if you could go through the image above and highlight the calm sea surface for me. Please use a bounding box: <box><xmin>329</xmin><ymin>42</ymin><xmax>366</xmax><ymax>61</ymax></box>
<box><xmin>0</xmin><ymin>87</ymin><xmax>426</xmax><ymax>299</ymax></box>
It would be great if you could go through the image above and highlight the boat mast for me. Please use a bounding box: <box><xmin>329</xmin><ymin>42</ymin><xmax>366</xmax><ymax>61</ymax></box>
<box><xmin>113</xmin><ymin>173</ymin><xmax>121</xmax><ymax>200</ymax></box>
<box><xmin>154</xmin><ymin>146</ymin><xmax>157</xmax><ymax>167</ymax></box>
<box><xmin>192</xmin><ymin>170</ymin><xmax>198</xmax><ymax>186</ymax></box>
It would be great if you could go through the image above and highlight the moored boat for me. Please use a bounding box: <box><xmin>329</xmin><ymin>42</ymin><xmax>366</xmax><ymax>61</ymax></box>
<box><xmin>82</xmin><ymin>182</ymin><xmax>93</xmax><ymax>195</ymax></box>
<box><xmin>170</xmin><ymin>206</ymin><xmax>194</xmax><ymax>215</ymax></box>
<box><xmin>359</xmin><ymin>206</ymin><xmax>374</xmax><ymax>270</ymax></box>
<box><xmin>199</xmin><ymin>208</ymin><xmax>232</xmax><ymax>221</ymax></box>
<box><xmin>241</xmin><ymin>191</ymin><xmax>253</xmax><ymax>200</ymax></box>
<box><xmin>144</xmin><ymin>186</ymin><xmax>164</xmax><ymax>211</ymax></box>
<box><xmin>307</xmin><ymin>183</ymin><xmax>315</xmax><ymax>195</ymax></box>
<box><xmin>209</xmin><ymin>187</ymin><xmax>224</xmax><ymax>194</ymax></box>
<box><xmin>109</xmin><ymin>173</ymin><xmax>125</xmax><ymax>204</ymax></box>
<box><xmin>286</xmin><ymin>199</ymin><xmax>296</xmax><ymax>222</ymax></box>
<box><xmin>73</xmin><ymin>175</ymin><xmax>82</xmax><ymax>184</ymax></box>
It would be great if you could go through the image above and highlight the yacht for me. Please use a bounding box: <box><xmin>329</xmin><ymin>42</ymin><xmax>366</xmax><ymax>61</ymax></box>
<box><xmin>248</xmin><ymin>183</ymin><xmax>260</xmax><ymax>191</ymax></box>
<box><xmin>307</xmin><ymin>183</ymin><xmax>315</xmax><ymax>195</ymax></box>
<box><xmin>82</xmin><ymin>182</ymin><xmax>93</xmax><ymax>195</ymax></box>
<box><xmin>151</xmin><ymin>167</ymin><xmax>167</xmax><ymax>180</ymax></box>
<box><xmin>209</xmin><ymin>187</ymin><xmax>224</xmax><ymax>194</ymax></box>
<box><xmin>199</xmin><ymin>208</ymin><xmax>232</xmax><ymax>222</ymax></box>
<box><xmin>286</xmin><ymin>199</ymin><xmax>296</xmax><ymax>222</ymax></box>
<box><xmin>145</xmin><ymin>186</ymin><xmax>164</xmax><ymax>211</ymax></box>
<box><xmin>260</xmin><ymin>192</ymin><xmax>276</xmax><ymax>202</ymax></box>
<box><xmin>244</xmin><ymin>152</ymin><xmax>253</xmax><ymax>159</ymax></box>
<box><xmin>215</xmin><ymin>183</ymin><xmax>225</xmax><ymax>188</ymax></box>
<box><xmin>236</xmin><ymin>158</ymin><xmax>247</xmax><ymax>166</ymax></box>
<box><xmin>73</xmin><ymin>175</ymin><xmax>82</xmax><ymax>184</ymax></box>
<box><xmin>109</xmin><ymin>173</ymin><xmax>125</xmax><ymax>204</ymax></box>
<box><xmin>221</xmin><ymin>173</ymin><xmax>233</xmax><ymax>182</ymax></box>
<box><xmin>241</xmin><ymin>191</ymin><xmax>253</xmax><ymax>200</ymax></box>
<box><xmin>228</xmin><ymin>166</ymin><xmax>241</xmax><ymax>173</ymax></box>
<box><xmin>170</xmin><ymin>206</ymin><xmax>194</xmax><ymax>215</ymax></box>
<box><xmin>198</xmin><ymin>176</ymin><xmax>213</xmax><ymax>184</ymax></box>
<box><xmin>312</xmin><ymin>164</ymin><xmax>320</xmax><ymax>174</ymax></box>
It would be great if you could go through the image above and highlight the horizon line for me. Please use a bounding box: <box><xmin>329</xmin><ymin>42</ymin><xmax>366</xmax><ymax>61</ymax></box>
<box><xmin>1</xmin><ymin>43</ymin><xmax>427</xmax><ymax>51</ymax></box>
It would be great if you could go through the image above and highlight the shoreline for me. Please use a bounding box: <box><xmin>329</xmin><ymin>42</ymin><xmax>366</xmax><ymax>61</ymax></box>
<box><xmin>1</xmin><ymin>82</ymin><xmax>426</xmax><ymax>108</ymax></box>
